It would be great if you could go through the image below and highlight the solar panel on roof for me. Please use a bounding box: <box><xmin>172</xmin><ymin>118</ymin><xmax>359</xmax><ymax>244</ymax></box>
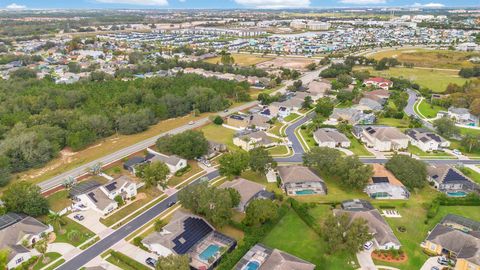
<box><xmin>372</xmin><ymin>177</ymin><xmax>389</xmax><ymax>184</ymax></box>
<box><xmin>88</xmin><ymin>192</ymin><xmax>98</xmax><ymax>203</ymax></box>
<box><xmin>367</xmin><ymin>129</ymin><xmax>376</xmax><ymax>134</ymax></box>
<box><xmin>444</xmin><ymin>169</ymin><xmax>470</xmax><ymax>184</ymax></box>
<box><xmin>105</xmin><ymin>182</ymin><xmax>118</xmax><ymax>192</ymax></box>
<box><xmin>0</xmin><ymin>213</ymin><xmax>24</xmax><ymax>230</ymax></box>
<box><xmin>172</xmin><ymin>217</ymin><xmax>213</xmax><ymax>254</ymax></box>
<box><xmin>69</xmin><ymin>181</ymin><xmax>101</xmax><ymax>197</ymax></box>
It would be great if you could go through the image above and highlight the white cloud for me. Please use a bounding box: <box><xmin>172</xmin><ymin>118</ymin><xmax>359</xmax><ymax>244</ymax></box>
<box><xmin>412</xmin><ymin>2</ymin><xmax>445</xmax><ymax>7</ymax></box>
<box><xmin>234</xmin><ymin>0</ymin><xmax>310</xmax><ymax>9</ymax></box>
<box><xmin>94</xmin><ymin>0</ymin><xmax>168</xmax><ymax>6</ymax></box>
<box><xmin>339</xmin><ymin>0</ymin><xmax>386</xmax><ymax>4</ymax></box>
<box><xmin>6</xmin><ymin>3</ymin><xmax>26</xmax><ymax>9</ymax></box>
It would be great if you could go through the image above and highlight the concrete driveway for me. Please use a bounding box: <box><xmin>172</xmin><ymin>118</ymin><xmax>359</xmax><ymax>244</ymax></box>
<box><xmin>68</xmin><ymin>209</ymin><xmax>110</xmax><ymax>235</ymax></box>
<box><xmin>420</xmin><ymin>256</ymin><xmax>442</xmax><ymax>270</ymax></box>
<box><xmin>113</xmin><ymin>240</ymin><xmax>157</xmax><ymax>268</ymax></box>
<box><xmin>356</xmin><ymin>250</ymin><xmax>376</xmax><ymax>270</ymax></box>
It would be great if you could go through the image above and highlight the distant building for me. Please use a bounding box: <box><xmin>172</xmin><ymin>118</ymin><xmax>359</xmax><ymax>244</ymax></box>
<box><xmin>447</xmin><ymin>107</ymin><xmax>479</xmax><ymax>126</ymax></box>
<box><xmin>329</xmin><ymin>108</ymin><xmax>375</xmax><ymax>125</ymax></box>
<box><xmin>307</xmin><ymin>21</ymin><xmax>331</xmax><ymax>31</ymax></box>
<box><xmin>233</xmin><ymin>130</ymin><xmax>276</xmax><ymax>151</ymax></box>
<box><xmin>363</xmin><ymin>77</ymin><xmax>393</xmax><ymax>90</ymax></box>
<box><xmin>456</xmin><ymin>42</ymin><xmax>480</xmax><ymax>52</ymax></box>
<box><xmin>234</xmin><ymin>244</ymin><xmax>315</xmax><ymax>270</ymax></box>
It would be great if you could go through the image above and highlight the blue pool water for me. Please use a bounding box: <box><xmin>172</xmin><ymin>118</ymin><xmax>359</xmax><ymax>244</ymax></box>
<box><xmin>199</xmin><ymin>244</ymin><xmax>220</xmax><ymax>261</ymax></box>
<box><xmin>245</xmin><ymin>261</ymin><xmax>260</xmax><ymax>270</ymax></box>
<box><xmin>447</xmin><ymin>191</ymin><xmax>467</xmax><ymax>197</ymax></box>
<box><xmin>295</xmin><ymin>189</ymin><xmax>316</xmax><ymax>195</ymax></box>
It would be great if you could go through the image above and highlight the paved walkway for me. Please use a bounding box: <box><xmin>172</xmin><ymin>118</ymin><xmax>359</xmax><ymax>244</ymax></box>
<box><xmin>47</xmin><ymin>242</ymin><xmax>82</xmax><ymax>261</ymax></box>
<box><xmin>420</xmin><ymin>256</ymin><xmax>442</xmax><ymax>270</ymax></box>
<box><xmin>356</xmin><ymin>250</ymin><xmax>376</xmax><ymax>270</ymax></box>
<box><xmin>113</xmin><ymin>240</ymin><xmax>156</xmax><ymax>268</ymax></box>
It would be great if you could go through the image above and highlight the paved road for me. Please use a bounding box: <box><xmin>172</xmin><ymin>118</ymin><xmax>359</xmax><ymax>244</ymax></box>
<box><xmin>38</xmin><ymin>101</ymin><xmax>256</xmax><ymax>192</ymax></box>
<box><xmin>405</xmin><ymin>89</ymin><xmax>434</xmax><ymax>130</ymax></box>
<box><xmin>56</xmin><ymin>170</ymin><xmax>220</xmax><ymax>270</ymax></box>
<box><xmin>274</xmin><ymin>112</ymin><xmax>315</xmax><ymax>163</ymax></box>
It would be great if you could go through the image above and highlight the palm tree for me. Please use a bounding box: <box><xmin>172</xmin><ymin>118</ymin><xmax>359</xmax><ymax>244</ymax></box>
<box><xmin>48</xmin><ymin>213</ymin><xmax>62</xmax><ymax>232</ymax></box>
<box><xmin>35</xmin><ymin>240</ymin><xmax>48</xmax><ymax>264</ymax></box>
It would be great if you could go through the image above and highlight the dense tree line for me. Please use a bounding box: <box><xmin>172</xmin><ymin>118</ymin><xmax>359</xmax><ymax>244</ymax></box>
<box><xmin>156</xmin><ymin>130</ymin><xmax>209</xmax><ymax>160</ymax></box>
<box><xmin>385</xmin><ymin>154</ymin><xmax>427</xmax><ymax>190</ymax></box>
<box><xmin>0</xmin><ymin>74</ymin><xmax>249</xmax><ymax>184</ymax></box>
<box><xmin>459</xmin><ymin>66</ymin><xmax>480</xmax><ymax>78</ymax></box>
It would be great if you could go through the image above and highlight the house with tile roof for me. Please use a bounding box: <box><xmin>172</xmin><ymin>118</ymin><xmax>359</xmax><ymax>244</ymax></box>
<box><xmin>219</xmin><ymin>178</ymin><xmax>274</xmax><ymax>212</ymax></box>
<box><xmin>233</xmin><ymin>130</ymin><xmax>276</xmax><ymax>151</ymax></box>
<box><xmin>277</xmin><ymin>166</ymin><xmax>327</xmax><ymax>196</ymax></box>
<box><xmin>363</xmin><ymin>77</ymin><xmax>393</xmax><ymax>90</ymax></box>
<box><xmin>234</xmin><ymin>244</ymin><xmax>315</xmax><ymax>270</ymax></box>
<box><xmin>313</xmin><ymin>128</ymin><xmax>351</xmax><ymax>148</ymax></box>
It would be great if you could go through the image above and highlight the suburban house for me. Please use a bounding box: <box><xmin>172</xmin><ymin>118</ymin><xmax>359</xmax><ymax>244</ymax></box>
<box><xmin>313</xmin><ymin>128</ymin><xmax>351</xmax><ymax>148</ymax></box>
<box><xmin>355</xmin><ymin>97</ymin><xmax>384</xmax><ymax>111</ymax></box>
<box><xmin>427</xmin><ymin>165</ymin><xmax>477</xmax><ymax>196</ymax></box>
<box><xmin>335</xmin><ymin>200</ymin><xmax>401</xmax><ymax>250</ymax></box>
<box><xmin>250</xmin><ymin>114</ymin><xmax>271</xmax><ymax>131</ymax></box>
<box><xmin>265</xmin><ymin>104</ymin><xmax>291</xmax><ymax>119</ymax></box>
<box><xmin>219</xmin><ymin>178</ymin><xmax>274</xmax><ymax>212</ymax></box>
<box><xmin>234</xmin><ymin>244</ymin><xmax>316</xmax><ymax>270</ymax></box>
<box><xmin>363</xmin><ymin>89</ymin><xmax>391</xmax><ymax>104</ymax></box>
<box><xmin>142</xmin><ymin>211</ymin><xmax>236</xmax><ymax>270</ymax></box>
<box><xmin>0</xmin><ymin>213</ymin><xmax>53</xmax><ymax>270</ymax></box>
<box><xmin>406</xmin><ymin>128</ymin><xmax>450</xmax><ymax>152</ymax></box>
<box><xmin>423</xmin><ymin>214</ymin><xmax>480</xmax><ymax>270</ymax></box>
<box><xmin>269</xmin><ymin>96</ymin><xmax>303</xmax><ymax>114</ymax></box>
<box><xmin>364</xmin><ymin>164</ymin><xmax>410</xmax><ymax>200</ymax></box>
<box><xmin>277</xmin><ymin>165</ymin><xmax>327</xmax><ymax>196</ymax></box>
<box><xmin>307</xmin><ymin>80</ymin><xmax>331</xmax><ymax>100</ymax></box>
<box><xmin>203</xmin><ymin>141</ymin><xmax>227</xmax><ymax>160</ymax></box>
<box><xmin>226</xmin><ymin>114</ymin><xmax>251</xmax><ymax>129</ymax></box>
<box><xmin>355</xmin><ymin>126</ymin><xmax>409</xmax><ymax>152</ymax></box>
<box><xmin>447</xmin><ymin>107</ymin><xmax>479</xmax><ymax>127</ymax></box>
<box><xmin>146</xmin><ymin>148</ymin><xmax>187</xmax><ymax>174</ymax></box>
<box><xmin>363</xmin><ymin>77</ymin><xmax>393</xmax><ymax>90</ymax></box>
<box><xmin>71</xmin><ymin>175</ymin><xmax>137</xmax><ymax>215</ymax></box>
<box><xmin>123</xmin><ymin>149</ymin><xmax>187</xmax><ymax>175</ymax></box>
<box><xmin>233</xmin><ymin>130</ymin><xmax>276</xmax><ymax>151</ymax></box>
<box><xmin>328</xmin><ymin>108</ymin><xmax>376</xmax><ymax>125</ymax></box>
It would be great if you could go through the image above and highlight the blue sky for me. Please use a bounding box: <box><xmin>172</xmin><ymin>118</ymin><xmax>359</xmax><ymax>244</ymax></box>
<box><xmin>2</xmin><ymin>0</ymin><xmax>478</xmax><ymax>10</ymax></box>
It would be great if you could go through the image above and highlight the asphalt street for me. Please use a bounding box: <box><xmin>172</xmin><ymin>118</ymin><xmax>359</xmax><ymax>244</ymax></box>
<box><xmin>56</xmin><ymin>170</ymin><xmax>220</xmax><ymax>270</ymax></box>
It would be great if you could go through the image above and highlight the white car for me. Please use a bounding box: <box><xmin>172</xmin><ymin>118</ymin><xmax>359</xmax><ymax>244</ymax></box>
<box><xmin>453</xmin><ymin>149</ymin><xmax>462</xmax><ymax>155</ymax></box>
<box><xmin>188</xmin><ymin>121</ymin><xmax>195</xmax><ymax>125</ymax></box>
<box><xmin>363</xmin><ymin>241</ymin><xmax>374</xmax><ymax>250</ymax></box>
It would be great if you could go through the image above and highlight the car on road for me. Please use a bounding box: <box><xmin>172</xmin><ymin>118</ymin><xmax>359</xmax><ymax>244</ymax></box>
<box><xmin>431</xmin><ymin>267</ymin><xmax>439</xmax><ymax>270</ymax></box>
<box><xmin>167</xmin><ymin>201</ymin><xmax>177</xmax><ymax>208</ymax></box>
<box><xmin>363</xmin><ymin>241</ymin><xmax>374</xmax><ymax>250</ymax></box>
<box><xmin>224</xmin><ymin>109</ymin><xmax>229</xmax><ymax>112</ymax></box>
<box><xmin>188</xmin><ymin>121</ymin><xmax>195</xmax><ymax>125</ymax></box>
<box><xmin>437</xmin><ymin>256</ymin><xmax>449</xmax><ymax>266</ymax></box>
<box><xmin>146</xmin><ymin>257</ymin><xmax>157</xmax><ymax>267</ymax></box>
<box><xmin>73</xmin><ymin>214</ymin><xmax>84</xmax><ymax>221</ymax></box>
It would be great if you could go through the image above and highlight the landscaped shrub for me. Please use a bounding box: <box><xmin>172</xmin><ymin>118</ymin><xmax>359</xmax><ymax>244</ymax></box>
<box><xmin>110</xmin><ymin>251</ymin><xmax>150</xmax><ymax>270</ymax></box>
<box><xmin>174</xmin><ymin>164</ymin><xmax>191</xmax><ymax>177</ymax></box>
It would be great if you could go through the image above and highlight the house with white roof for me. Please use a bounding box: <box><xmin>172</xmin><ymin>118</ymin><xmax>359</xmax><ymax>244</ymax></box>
<box><xmin>406</xmin><ymin>128</ymin><xmax>450</xmax><ymax>152</ymax></box>
<box><xmin>313</xmin><ymin>128</ymin><xmax>351</xmax><ymax>148</ymax></box>
<box><xmin>355</xmin><ymin>126</ymin><xmax>409</xmax><ymax>152</ymax></box>
<box><xmin>219</xmin><ymin>178</ymin><xmax>274</xmax><ymax>212</ymax></box>
<box><xmin>447</xmin><ymin>107</ymin><xmax>479</xmax><ymax>126</ymax></box>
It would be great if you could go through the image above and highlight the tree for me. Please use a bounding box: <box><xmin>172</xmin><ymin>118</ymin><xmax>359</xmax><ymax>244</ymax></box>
<box><xmin>244</xmin><ymin>199</ymin><xmax>277</xmax><ymax>226</ymax></box>
<box><xmin>433</xmin><ymin>117</ymin><xmax>460</xmax><ymax>138</ymax></box>
<box><xmin>156</xmin><ymin>254</ymin><xmax>190</xmax><ymax>270</ymax></box>
<box><xmin>137</xmin><ymin>161</ymin><xmax>170</xmax><ymax>188</ymax></box>
<box><xmin>35</xmin><ymin>239</ymin><xmax>48</xmax><ymax>263</ymax></box>
<box><xmin>303</xmin><ymin>147</ymin><xmax>343</xmax><ymax>176</ymax></box>
<box><xmin>302</xmin><ymin>96</ymin><xmax>313</xmax><ymax>109</ymax></box>
<box><xmin>335</xmin><ymin>156</ymin><xmax>373</xmax><ymax>190</ymax></box>
<box><xmin>0</xmin><ymin>156</ymin><xmax>11</xmax><ymax>187</ymax></box>
<box><xmin>461</xmin><ymin>134</ymin><xmax>480</xmax><ymax>153</ymax></box>
<box><xmin>68</xmin><ymin>62</ymin><xmax>81</xmax><ymax>73</ymax></box>
<box><xmin>2</xmin><ymin>181</ymin><xmax>49</xmax><ymax>217</ymax></box>
<box><xmin>154</xmin><ymin>219</ymin><xmax>166</xmax><ymax>232</ymax></box>
<box><xmin>178</xmin><ymin>182</ymin><xmax>238</xmax><ymax>227</ymax></box>
<box><xmin>315</xmin><ymin>97</ymin><xmax>335</xmax><ymax>117</ymax></box>
<box><xmin>385</xmin><ymin>154</ymin><xmax>427</xmax><ymax>190</ymax></box>
<box><xmin>0</xmin><ymin>249</ymin><xmax>9</xmax><ymax>270</ymax></box>
<box><xmin>322</xmin><ymin>213</ymin><xmax>371</xmax><ymax>254</ymax></box>
<box><xmin>248</xmin><ymin>148</ymin><xmax>275</xmax><ymax>175</ymax></box>
<box><xmin>337</xmin><ymin>74</ymin><xmax>353</xmax><ymax>86</ymax></box>
<box><xmin>213</xmin><ymin>115</ymin><xmax>224</xmax><ymax>125</ymax></box>
<box><xmin>219</xmin><ymin>151</ymin><xmax>249</xmax><ymax>178</ymax></box>
<box><xmin>226</xmin><ymin>188</ymin><xmax>241</xmax><ymax>208</ymax></box>
<box><xmin>156</xmin><ymin>130</ymin><xmax>209</xmax><ymax>160</ymax></box>
<box><xmin>10</xmin><ymin>68</ymin><xmax>37</xmax><ymax>80</ymax></box>
<box><xmin>128</xmin><ymin>52</ymin><xmax>144</xmax><ymax>64</ymax></box>
<box><xmin>48</xmin><ymin>212</ymin><xmax>62</xmax><ymax>231</ymax></box>
<box><xmin>220</xmin><ymin>50</ymin><xmax>234</xmax><ymax>65</ymax></box>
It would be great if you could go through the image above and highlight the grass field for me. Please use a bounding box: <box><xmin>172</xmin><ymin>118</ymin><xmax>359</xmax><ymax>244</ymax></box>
<box><xmin>460</xmin><ymin>167</ymin><xmax>480</xmax><ymax>184</ymax></box>
<box><xmin>32</xmin><ymin>252</ymin><xmax>61</xmax><ymax>270</ymax></box>
<box><xmin>369</xmin><ymin>48</ymin><xmax>480</xmax><ymax>69</ymax></box>
<box><xmin>416</xmin><ymin>99</ymin><xmax>443</xmax><ymax>118</ymax></box>
<box><xmin>167</xmin><ymin>161</ymin><xmax>203</xmax><ymax>187</ymax></box>
<box><xmin>46</xmin><ymin>189</ymin><xmax>71</xmax><ymax>212</ymax></box>
<box><xmin>241</xmin><ymin>170</ymin><xmax>282</xmax><ymax>194</ymax></box>
<box><xmin>355</xmin><ymin>66</ymin><xmax>468</xmax><ymax>93</ymax></box>
<box><xmin>54</xmin><ymin>217</ymin><xmax>96</xmax><ymax>246</ymax></box>
<box><xmin>284</xmin><ymin>113</ymin><xmax>301</xmax><ymax>122</ymax></box>
<box><xmin>200</xmin><ymin>124</ymin><xmax>239</xmax><ymax>151</ymax></box>
<box><xmin>376</xmin><ymin>117</ymin><xmax>410</xmax><ymax>128</ymax></box>
<box><xmin>407</xmin><ymin>145</ymin><xmax>453</xmax><ymax>158</ymax></box>
<box><xmin>349</xmin><ymin>137</ymin><xmax>373</xmax><ymax>157</ymax></box>
<box><xmin>267</xmin><ymin>145</ymin><xmax>290</xmax><ymax>156</ymax></box>
<box><xmin>204</xmin><ymin>53</ymin><xmax>273</xmax><ymax>66</ymax></box>
<box><xmin>262</xmin><ymin>209</ymin><xmax>357</xmax><ymax>270</ymax></box>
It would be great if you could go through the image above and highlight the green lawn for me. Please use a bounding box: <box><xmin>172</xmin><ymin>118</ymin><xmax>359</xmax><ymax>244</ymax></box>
<box><xmin>416</xmin><ymin>100</ymin><xmax>443</xmax><ymax>118</ymax></box>
<box><xmin>46</xmin><ymin>189</ymin><xmax>72</xmax><ymax>212</ymax></box>
<box><xmin>100</xmin><ymin>186</ymin><xmax>164</xmax><ymax>227</ymax></box>
<box><xmin>349</xmin><ymin>137</ymin><xmax>373</xmax><ymax>157</ymax></box>
<box><xmin>44</xmin><ymin>259</ymin><xmax>65</xmax><ymax>270</ymax></box>
<box><xmin>32</xmin><ymin>252</ymin><xmax>61</xmax><ymax>270</ymax></box>
<box><xmin>298</xmin><ymin>128</ymin><xmax>316</xmax><ymax>150</ymax></box>
<box><xmin>268</xmin><ymin>122</ymin><xmax>285</xmax><ymax>137</ymax></box>
<box><xmin>54</xmin><ymin>217</ymin><xmax>95</xmax><ymax>247</ymax></box>
<box><xmin>167</xmin><ymin>161</ymin><xmax>203</xmax><ymax>187</ymax></box>
<box><xmin>376</xmin><ymin>117</ymin><xmax>410</xmax><ymax>128</ymax></box>
<box><xmin>355</xmin><ymin>66</ymin><xmax>469</xmax><ymax>93</ymax></box>
<box><xmin>284</xmin><ymin>113</ymin><xmax>301</xmax><ymax>122</ymax></box>
<box><xmin>267</xmin><ymin>145</ymin><xmax>290</xmax><ymax>156</ymax></box>
<box><xmin>460</xmin><ymin>167</ymin><xmax>480</xmax><ymax>184</ymax></box>
<box><xmin>106</xmin><ymin>251</ymin><xmax>150</xmax><ymax>270</ymax></box>
<box><xmin>200</xmin><ymin>124</ymin><xmax>239</xmax><ymax>150</ymax></box>
<box><xmin>262</xmin><ymin>209</ymin><xmax>357</xmax><ymax>270</ymax></box>
<box><xmin>241</xmin><ymin>170</ymin><xmax>283</xmax><ymax>194</ymax></box>
<box><xmin>449</xmin><ymin>140</ymin><xmax>480</xmax><ymax>157</ymax></box>
<box><xmin>459</xmin><ymin>127</ymin><xmax>480</xmax><ymax>137</ymax></box>
<box><xmin>407</xmin><ymin>145</ymin><xmax>453</xmax><ymax>158</ymax></box>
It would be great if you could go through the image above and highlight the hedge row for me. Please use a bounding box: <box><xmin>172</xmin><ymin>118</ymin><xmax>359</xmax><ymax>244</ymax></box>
<box><xmin>426</xmin><ymin>193</ymin><xmax>480</xmax><ymax>223</ymax></box>
<box><xmin>288</xmin><ymin>198</ymin><xmax>322</xmax><ymax>236</ymax></box>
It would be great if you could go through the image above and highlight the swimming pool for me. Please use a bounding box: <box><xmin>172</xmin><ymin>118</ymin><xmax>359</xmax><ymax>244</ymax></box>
<box><xmin>244</xmin><ymin>261</ymin><xmax>260</xmax><ymax>270</ymax></box>
<box><xmin>295</xmin><ymin>189</ymin><xmax>316</xmax><ymax>195</ymax></box>
<box><xmin>199</xmin><ymin>244</ymin><xmax>220</xmax><ymax>261</ymax></box>
<box><xmin>446</xmin><ymin>191</ymin><xmax>467</xmax><ymax>197</ymax></box>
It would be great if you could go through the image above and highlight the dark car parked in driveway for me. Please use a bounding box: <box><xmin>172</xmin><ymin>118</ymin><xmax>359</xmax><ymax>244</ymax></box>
<box><xmin>146</xmin><ymin>257</ymin><xmax>157</xmax><ymax>267</ymax></box>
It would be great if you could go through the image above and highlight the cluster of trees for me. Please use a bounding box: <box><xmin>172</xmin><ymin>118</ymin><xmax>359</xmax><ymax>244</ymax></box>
<box><xmin>243</xmin><ymin>199</ymin><xmax>278</xmax><ymax>227</ymax></box>
<box><xmin>219</xmin><ymin>148</ymin><xmax>275</xmax><ymax>178</ymax></box>
<box><xmin>459</xmin><ymin>66</ymin><xmax>480</xmax><ymax>78</ymax></box>
<box><xmin>320</xmin><ymin>63</ymin><xmax>353</xmax><ymax>78</ymax></box>
<box><xmin>385</xmin><ymin>154</ymin><xmax>427</xmax><ymax>190</ymax></box>
<box><xmin>178</xmin><ymin>182</ymin><xmax>240</xmax><ymax>227</ymax></box>
<box><xmin>0</xmin><ymin>74</ymin><xmax>248</xmax><ymax>184</ymax></box>
<box><xmin>373</xmin><ymin>57</ymin><xmax>400</xmax><ymax>70</ymax></box>
<box><xmin>156</xmin><ymin>130</ymin><xmax>209</xmax><ymax>160</ymax></box>
<box><xmin>303</xmin><ymin>147</ymin><xmax>373</xmax><ymax>191</ymax></box>
<box><xmin>438</xmin><ymin>79</ymin><xmax>480</xmax><ymax>116</ymax></box>
<box><xmin>433</xmin><ymin>117</ymin><xmax>480</xmax><ymax>153</ymax></box>
<box><xmin>137</xmin><ymin>161</ymin><xmax>170</xmax><ymax>188</ymax></box>
<box><xmin>1</xmin><ymin>181</ymin><xmax>49</xmax><ymax>217</ymax></box>
<box><xmin>382</xmin><ymin>90</ymin><xmax>408</xmax><ymax>119</ymax></box>
<box><xmin>155</xmin><ymin>254</ymin><xmax>190</xmax><ymax>270</ymax></box>
<box><xmin>322</xmin><ymin>213</ymin><xmax>371</xmax><ymax>254</ymax></box>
